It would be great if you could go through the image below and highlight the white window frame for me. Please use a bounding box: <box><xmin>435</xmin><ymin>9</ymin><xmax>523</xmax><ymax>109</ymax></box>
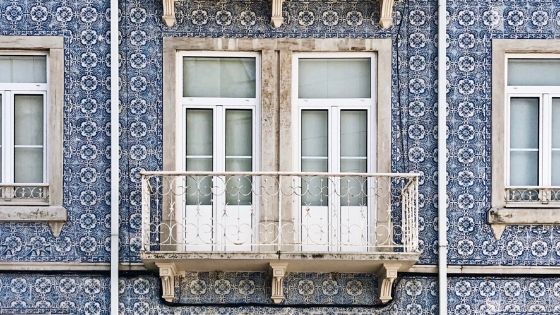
<box><xmin>176</xmin><ymin>51</ymin><xmax>261</xmax><ymax>251</ymax></box>
<box><xmin>292</xmin><ymin>52</ymin><xmax>377</xmax><ymax>251</ymax></box>
<box><xmin>0</xmin><ymin>61</ymin><xmax>49</xmax><ymax>192</ymax></box>
<box><xmin>0</xmin><ymin>37</ymin><xmax>66</xmax><ymax>237</ymax></box>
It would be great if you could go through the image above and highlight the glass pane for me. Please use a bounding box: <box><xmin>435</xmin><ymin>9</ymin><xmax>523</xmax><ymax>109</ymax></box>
<box><xmin>186</xmin><ymin>158</ymin><xmax>212</xmax><ymax>205</ymax></box>
<box><xmin>183</xmin><ymin>57</ymin><xmax>256</xmax><ymax>98</ymax></box>
<box><xmin>226</xmin><ymin>158</ymin><xmax>252</xmax><ymax>205</ymax></box>
<box><xmin>553</xmin><ymin>151</ymin><xmax>560</xmax><ymax>186</ymax></box>
<box><xmin>14</xmin><ymin>148</ymin><xmax>43</xmax><ymax>183</ymax></box>
<box><xmin>341</xmin><ymin>110</ymin><xmax>367</xmax><ymax>157</ymax></box>
<box><xmin>340</xmin><ymin>159</ymin><xmax>367</xmax><ymax>207</ymax></box>
<box><xmin>553</xmin><ymin>98</ymin><xmax>560</xmax><ymax>148</ymax></box>
<box><xmin>186</xmin><ymin>109</ymin><xmax>212</xmax><ymax>156</ymax></box>
<box><xmin>341</xmin><ymin>159</ymin><xmax>367</xmax><ymax>173</ymax></box>
<box><xmin>225</xmin><ymin>110</ymin><xmax>252</xmax><ymax>157</ymax></box>
<box><xmin>508</xmin><ymin>59</ymin><xmax>560</xmax><ymax>86</ymax></box>
<box><xmin>301</xmin><ymin>159</ymin><xmax>328</xmax><ymax>206</ymax></box>
<box><xmin>0</xmin><ymin>56</ymin><xmax>47</xmax><ymax>83</ymax></box>
<box><xmin>301</xmin><ymin>110</ymin><xmax>328</xmax><ymax>157</ymax></box>
<box><xmin>299</xmin><ymin>58</ymin><xmax>371</xmax><ymax>98</ymax></box>
<box><xmin>0</xmin><ymin>96</ymin><xmax>2</xmax><ymax>180</ymax></box>
<box><xmin>510</xmin><ymin>151</ymin><xmax>538</xmax><ymax>186</ymax></box>
<box><xmin>510</xmin><ymin>98</ymin><xmax>538</xmax><ymax>149</ymax></box>
<box><xmin>15</xmin><ymin>95</ymin><xmax>44</xmax><ymax>145</ymax></box>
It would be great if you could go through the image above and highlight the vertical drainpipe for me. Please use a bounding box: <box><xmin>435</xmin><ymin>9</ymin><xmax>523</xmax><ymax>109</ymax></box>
<box><xmin>110</xmin><ymin>0</ymin><xmax>120</xmax><ymax>312</ymax></box>
<box><xmin>437</xmin><ymin>0</ymin><xmax>448</xmax><ymax>313</ymax></box>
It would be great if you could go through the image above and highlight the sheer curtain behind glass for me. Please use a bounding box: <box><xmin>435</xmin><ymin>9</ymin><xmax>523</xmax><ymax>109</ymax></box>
<box><xmin>509</xmin><ymin>98</ymin><xmax>539</xmax><ymax>186</ymax></box>
<box><xmin>185</xmin><ymin>109</ymin><xmax>213</xmax><ymax>205</ymax></box>
<box><xmin>183</xmin><ymin>57</ymin><xmax>256</xmax><ymax>98</ymax></box>
<box><xmin>298</xmin><ymin>58</ymin><xmax>370</xmax><ymax>98</ymax></box>
<box><xmin>552</xmin><ymin>98</ymin><xmax>560</xmax><ymax>186</ymax></box>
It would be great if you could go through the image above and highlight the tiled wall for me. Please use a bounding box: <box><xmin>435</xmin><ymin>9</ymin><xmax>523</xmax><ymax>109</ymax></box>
<box><xmin>2</xmin><ymin>0</ymin><xmax>560</xmax><ymax>312</ymax></box>
<box><xmin>0</xmin><ymin>0</ymin><xmax>111</xmax><ymax>263</ymax></box>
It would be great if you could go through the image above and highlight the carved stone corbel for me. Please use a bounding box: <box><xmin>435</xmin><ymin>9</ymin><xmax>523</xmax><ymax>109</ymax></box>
<box><xmin>162</xmin><ymin>0</ymin><xmax>176</xmax><ymax>27</ymax></box>
<box><xmin>156</xmin><ymin>262</ymin><xmax>177</xmax><ymax>302</ymax></box>
<box><xmin>271</xmin><ymin>0</ymin><xmax>285</xmax><ymax>28</ymax></box>
<box><xmin>379</xmin><ymin>0</ymin><xmax>396</xmax><ymax>29</ymax></box>
<box><xmin>269</xmin><ymin>262</ymin><xmax>288</xmax><ymax>303</ymax></box>
<box><xmin>377</xmin><ymin>263</ymin><xmax>400</xmax><ymax>303</ymax></box>
<box><xmin>47</xmin><ymin>221</ymin><xmax>65</xmax><ymax>237</ymax></box>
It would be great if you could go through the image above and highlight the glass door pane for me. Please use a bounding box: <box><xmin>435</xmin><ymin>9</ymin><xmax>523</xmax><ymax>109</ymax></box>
<box><xmin>552</xmin><ymin>98</ymin><xmax>560</xmax><ymax>186</ymax></box>
<box><xmin>509</xmin><ymin>98</ymin><xmax>539</xmax><ymax>186</ymax></box>
<box><xmin>185</xmin><ymin>109</ymin><xmax>213</xmax><ymax>205</ymax></box>
<box><xmin>14</xmin><ymin>95</ymin><xmax>44</xmax><ymax>183</ymax></box>
<box><xmin>340</xmin><ymin>110</ymin><xmax>367</xmax><ymax>206</ymax></box>
<box><xmin>225</xmin><ymin>109</ymin><xmax>252</xmax><ymax>205</ymax></box>
<box><xmin>301</xmin><ymin>110</ymin><xmax>328</xmax><ymax>206</ymax></box>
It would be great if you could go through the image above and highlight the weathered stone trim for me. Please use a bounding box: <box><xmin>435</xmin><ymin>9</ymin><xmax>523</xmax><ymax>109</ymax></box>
<box><xmin>0</xmin><ymin>36</ymin><xmax>66</xmax><ymax>236</ymax></box>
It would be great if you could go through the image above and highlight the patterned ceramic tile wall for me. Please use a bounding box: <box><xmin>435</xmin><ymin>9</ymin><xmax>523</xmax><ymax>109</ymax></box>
<box><xmin>119</xmin><ymin>0</ymin><xmax>440</xmax><ymax>264</ymax></box>
<box><xmin>3</xmin><ymin>273</ymin><xmax>560</xmax><ymax>314</ymax></box>
<box><xmin>0</xmin><ymin>0</ymin><xmax>112</xmax><ymax>262</ymax></box>
<box><xmin>446</xmin><ymin>0</ymin><xmax>560</xmax><ymax>265</ymax></box>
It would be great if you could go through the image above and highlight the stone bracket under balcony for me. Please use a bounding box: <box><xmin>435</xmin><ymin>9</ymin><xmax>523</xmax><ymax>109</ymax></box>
<box><xmin>142</xmin><ymin>251</ymin><xmax>419</xmax><ymax>304</ymax></box>
<box><xmin>161</xmin><ymin>0</ymin><xmax>397</xmax><ymax>29</ymax></box>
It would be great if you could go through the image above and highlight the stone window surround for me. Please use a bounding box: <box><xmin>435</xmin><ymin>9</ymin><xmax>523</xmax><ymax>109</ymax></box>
<box><xmin>0</xmin><ymin>36</ymin><xmax>66</xmax><ymax>237</ymax></box>
<box><xmin>163</xmin><ymin>38</ymin><xmax>392</xmax><ymax>236</ymax></box>
<box><xmin>489</xmin><ymin>39</ymin><xmax>560</xmax><ymax>239</ymax></box>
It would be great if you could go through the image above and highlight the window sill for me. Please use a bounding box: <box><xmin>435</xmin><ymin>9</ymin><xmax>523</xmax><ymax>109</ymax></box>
<box><xmin>488</xmin><ymin>207</ymin><xmax>560</xmax><ymax>239</ymax></box>
<box><xmin>0</xmin><ymin>205</ymin><xmax>67</xmax><ymax>236</ymax></box>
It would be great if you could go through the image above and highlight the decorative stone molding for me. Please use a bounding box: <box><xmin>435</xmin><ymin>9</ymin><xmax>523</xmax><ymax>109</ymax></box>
<box><xmin>269</xmin><ymin>263</ymin><xmax>288</xmax><ymax>304</ymax></box>
<box><xmin>377</xmin><ymin>263</ymin><xmax>400</xmax><ymax>303</ymax></box>
<box><xmin>488</xmin><ymin>208</ymin><xmax>560</xmax><ymax>239</ymax></box>
<box><xmin>156</xmin><ymin>263</ymin><xmax>177</xmax><ymax>302</ymax></box>
<box><xmin>271</xmin><ymin>0</ymin><xmax>285</xmax><ymax>28</ymax></box>
<box><xmin>0</xmin><ymin>206</ymin><xmax>67</xmax><ymax>237</ymax></box>
<box><xmin>162</xmin><ymin>0</ymin><xmax>176</xmax><ymax>27</ymax></box>
<box><xmin>379</xmin><ymin>0</ymin><xmax>395</xmax><ymax>29</ymax></box>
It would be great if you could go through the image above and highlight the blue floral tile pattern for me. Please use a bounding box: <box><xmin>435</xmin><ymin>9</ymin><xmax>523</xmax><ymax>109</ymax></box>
<box><xmin>4</xmin><ymin>274</ymin><xmax>560</xmax><ymax>314</ymax></box>
<box><xmin>0</xmin><ymin>0</ymin><xmax>111</xmax><ymax>263</ymax></box>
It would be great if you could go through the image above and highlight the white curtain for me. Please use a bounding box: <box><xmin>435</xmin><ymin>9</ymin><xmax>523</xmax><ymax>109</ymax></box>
<box><xmin>508</xmin><ymin>59</ymin><xmax>560</xmax><ymax>86</ymax></box>
<box><xmin>0</xmin><ymin>56</ymin><xmax>46</xmax><ymax>83</ymax></box>
<box><xmin>183</xmin><ymin>57</ymin><xmax>256</xmax><ymax>98</ymax></box>
<box><xmin>301</xmin><ymin>110</ymin><xmax>328</xmax><ymax>206</ymax></box>
<box><xmin>225</xmin><ymin>109</ymin><xmax>252</xmax><ymax>205</ymax></box>
<box><xmin>14</xmin><ymin>95</ymin><xmax>44</xmax><ymax>183</ymax></box>
<box><xmin>340</xmin><ymin>110</ymin><xmax>367</xmax><ymax>206</ymax></box>
<box><xmin>298</xmin><ymin>58</ymin><xmax>371</xmax><ymax>98</ymax></box>
<box><xmin>509</xmin><ymin>97</ymin><xmax>539</xmax><ymax>186</ymax></box>
<box><xmin>553</xmin><ymin>98</ymin><xmax>560</xmax><ymax>186</ymax></box>
<box><xmin>185</xmin><ymin>109</ymin><xmax>213</xmax><ymax>205</ymax></box>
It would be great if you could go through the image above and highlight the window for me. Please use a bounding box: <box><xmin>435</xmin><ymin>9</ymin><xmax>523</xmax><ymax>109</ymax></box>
<box><xmin>162</xmin><ymin>38</ymin><xmax>392</xmax><ymax>248</ymax></box>
<box><xmin>178</xmin><ymin>52</ymin><xmax>260</xmax><ymax>251</ymax></box>
<box><xmin>506</xmin><ymin>57</ymin><xmax>560</xmax><ymax>200</ymax></box>
<box><xmin>293</xmin><ymin>54</ymin><xmax>376</xmax><ymax>251</ymax></box>
<box><xmin>0</xmin><ymin>37</ymin><xmax>65</xmax><ymax>236</ymax></box>
<box><xmin>0</xmin><ymin>55</ymin><xmax>48</xmax><ymax>202</ymax></box>
<box><xmin>490</xmin><ymin>40</ymin><xmax>560</xmax><ymax>239</ymax></box>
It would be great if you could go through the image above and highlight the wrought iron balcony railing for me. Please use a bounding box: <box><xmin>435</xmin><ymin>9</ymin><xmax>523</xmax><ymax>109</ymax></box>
<box><xmin>140</xmin><ymin>171</ymin><xmax>420</xmax><ymax>303</ymax></box>
<box><xmin>0</xmin><ymin>183</ymin><xmax>49</xmax><ymax>204</ymax></box>
<box><xmin>505</xmin><ymin>186</ymin><xmax>560</xmax><ymax>206</ymax></box>
<box><xmin>140</xmin><ymin>171</ymin><xmax>419</xmax><ymax>253</ymax></box>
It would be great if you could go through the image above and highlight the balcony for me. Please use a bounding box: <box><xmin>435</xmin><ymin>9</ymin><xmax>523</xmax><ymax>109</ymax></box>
<box><xmin>140</xmin><ymin>171</ymin><xmax>420</xmax><ymax>304</ymax></box>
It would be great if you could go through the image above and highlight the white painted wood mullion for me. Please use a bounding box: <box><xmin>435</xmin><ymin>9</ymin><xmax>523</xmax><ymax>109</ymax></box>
<box><xmin>5</xmin><ymin>91</ymin><xmax>13</xmax><ymax>184</ymax></box>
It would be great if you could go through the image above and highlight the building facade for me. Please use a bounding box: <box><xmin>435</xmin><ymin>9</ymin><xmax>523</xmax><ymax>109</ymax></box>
<box><xmin>1</xmin><ymin>0</ymin><xmax>560</xmax><ymax>314</ymax></box>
